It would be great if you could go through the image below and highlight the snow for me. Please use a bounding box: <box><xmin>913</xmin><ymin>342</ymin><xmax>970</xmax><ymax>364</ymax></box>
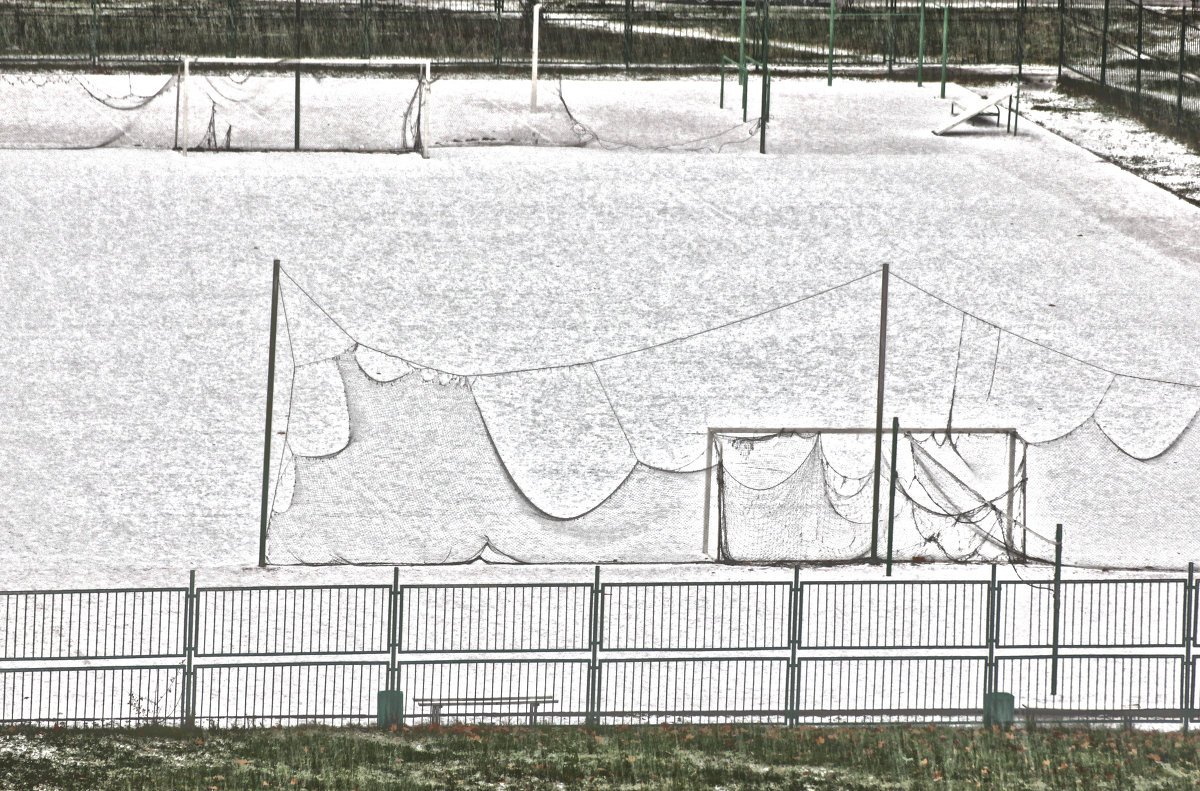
<box><xmin>0</xmin><ymin>76</ymin><xmax>1198</xmax><ymax>586</ymax></box>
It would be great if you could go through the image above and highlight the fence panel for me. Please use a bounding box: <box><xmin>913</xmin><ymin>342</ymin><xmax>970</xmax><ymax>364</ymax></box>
<box><xmin>398</xmin><ymin>584</ymin><xmax>591</xmax><ymax>653</ymax></box>
<box><xmin>602</xmin><ymin>582</ymin><xmax>790</xmax><ymax>651</ymax></box>
<box><xmin>395</xmin><ymin>659</ymin><xmax>589</xmax><ymax>723</ymax></box>
<box><xmin>799</xmin><ymin>581</ymin><xmax>988</xmax><ymax>649</ymax></box>
<box><xmin>996</xmin><ymin>654</ymin><xmax>1182</xmax><ymax>722</ymax></box>
<box><xmin>999</xmin><ymin>580</ymin><xmax>1184</xmax><ymax>648</ymax></box>
<box><xmin>0</xmin><ymin>588</ymin><xmax>187</xmax><ymax>660</ymax></box>
<box><xmin>195</xmin><ymin>585</ymin><xmax>390</xmax><ymax>657</ymax></box>
<box><xmin>0</xmin><ymin>665</ymin><xmax>185</xmax><ymax>724</ymax></box>
<box><xmin>194</xmin><ymin>661</ymin><xmax>386</xmax><ymax>726</ymax></box>
<box><xmin>599</xmin><ymin>658</ymin><xmax>788</xmax><ymax>722</ymax></box>
<box><xmin>794</xmin><ymin>656</ymin><xmax>985</xmax><ymax>722</ymax></box>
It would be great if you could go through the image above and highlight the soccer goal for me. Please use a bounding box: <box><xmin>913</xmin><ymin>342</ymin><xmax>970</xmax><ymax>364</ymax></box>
<box><xmin>0</xmin><ymin>56</ymin><xmax>431</xmax><ymax>156</ymax></box>
<box><xmin>705</xmin><ymin>426</ymin><xmax>1030</xmax><ymax>565</ymax></box>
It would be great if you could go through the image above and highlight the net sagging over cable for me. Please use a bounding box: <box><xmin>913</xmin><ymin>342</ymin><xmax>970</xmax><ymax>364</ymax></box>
<box><xmin>717</xmin><ymin>431</ymin><xmax>1024</xmax><ymax>563</ymax></box>
<box><xmin>0</xmin><ymin>71</ymin><xmax>425</xmax><ymax>151</ymax></box>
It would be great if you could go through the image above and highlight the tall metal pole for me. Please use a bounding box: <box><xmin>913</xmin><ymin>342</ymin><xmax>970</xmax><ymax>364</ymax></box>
<box><xmin>760</xmin><ymin>0</ymin><xmax>770</xmax><ymax>154</ymax></box>
<box><xmin>827</xmin><ymin>0</ymin><xmax>835</xmax><ymax>86</ymax></box>
<box><xmin>1136</xmin><ymin>1</ymin><xmax>1143</xmax><ymax>113</ymax></box>
<box><xmin>1050</xmin><ymin>523</ymin><xmax>1063</xmax><ymax>695</ymax></box>
<box><xmin>1100</xmin><ymin>0</ymin><xmax>1110</xmax><ymax>86</ymax></box>
<box><xmin>1057</xmin><ymin>0</ymin><xmax>1065</xmax><ymax>79</ymax></box>
<box><xmin>258</xmin><ymin>260</ymin><xmax>282</xmax><ymax>567</ymax></box>
<box><xmin>940</xmin><ymin>5</ymin><xmax>949</xmax><ymax>99</ymax></box>
<box><xmin>530</xmin><ymin>2</ymin><xmax>541</xmax><ymax>111</ymax></box>
<box><xmin>295</xmin><ymin>0</ymin><xmax>302</xmax><ymax>151</ymax></box>
<box><xmin>1005</xmin><ymin>430</ymin><xmax>1017</xmax><ymax>556</ymax></box>
<box><xmin>869</xmin><ymin>264</ymin><xmax>890</xmax><ymax>563</ymax></box>
<box><xmin>885</xmin><ymin>416</ymin><xmax>899</xmax><ymax>576</ymax></box>
<box><xmin>1179</xmin><ymin>6</ymin><xmax>1188</xmax><ymax>125</ymax></box>
<box><xmin>918</xmin><ymin>0</ymin><xmax>926</xmax><ymax>86</ymax></box>
<box><xmin>702</xmin><ymin>429</ymin><xmax>714</xmax><ymax>556</ymax></box>
<box><xmin>1183</xmin><ymin>561</ymin><xmax>1194</xmax><ymax>732</ymax></box>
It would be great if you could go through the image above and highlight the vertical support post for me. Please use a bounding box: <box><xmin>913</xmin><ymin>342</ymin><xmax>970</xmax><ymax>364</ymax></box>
<box><xmin>885</xmin><ymin>417</ymin><xmax>898</xmax><ymax>576</ymax></box>
<box><xmin>1005</xmin><ymin>431</ymin><xmax>1017</xmax><ymax>557</ymax></box>
<box><xmin>258</xmin><ymin>260</ymin><xmax>281</xmax><ymax>568</ymax></box>
<box><xmin>760</xmin><ymin>0</ymin><xmax>770</xmax><ymax>154</ymax></box>
<box><xmin>1050</xmin><ymin>523</ymin><xmax>1063</xmax><ymax>695</ymax></box>
<box><xmin>702</xmin><ymin>429</ymin><xmax>714</xmax><ymax>556</ymax></box>
<box><xmin>495</xmin><ymin>0</ymin><xmax>503</xmax><ymax>65</ymax></box>
<box><xmin>360</xmin><ymin>0</ymin><xmax>371</xmax><ymax>59</ymax></box>
<box><xmin>228</xmin><ymin>0</ymin><xmax>239</xmax><ymax>58</ymax></box>
<box><xmin>586</xmin><ymin>565</ymin><xmax>601</xmax><ymax>725</ymax></box>
<box><xmin>869</xmin><ymin>264</ymin><xmax>890</xmax><ymax>563</ymax></box>
<box><xmin>887</xmin><ymin>0</ymin><xmax>894</xmax><ymax>75</ymax></box>
<box><xmin>1100</xmin><ymin>0</ymin><xmax>1110</xmax><ymax>86</ymax></box>
<box><xmin>827</xmin><ymin>0</ymin><xmax>835</xmax><ymax>86</ymax></box>
<box><xmin>918</xmin><ymin>0</ymin><xmax>926</xmax><ymax>86</ymax></box>
<box><xmin>624</xmin><ymin>0</ymin><xmax>633</xmax><ymax>69</ymax></box>
<box><xmin>1182</xmin><ymin>561</ymin><xmax>1194</xmax><ymax>731</ymax></box>
<box><xmin>294</xmin><ymin>0</ymin><xmax>301</xmax><ymax>151</ymax></box>
<box><xmin>1057</xmin><ymin>0</ymin><xmax>1065</xmax><ymax>79</ymax></box>
<box><xmin>1178</xmin><ymin>6</ymin><xmax>1187</xmax><ymax>125</ymax></box>
<box><xmin>182</xmin><ymin>570</ymin><xmax>197</xmax><ymax>727</ymax></box>
<box><xmin>1136</xmin><ymin>1</ymin><xmax>1144</xmax><ymax>114</ymax></box>
<box><xmin>740</xmin><ymin>0</ymin><xmax>750</xmax><ymax>122</ymax></box>
<box><xmin>1017</xmin><ymin>0</ymin><xmax>1025</xmax><ymax>80</ymax></box>
<box><xmin>179</xmin><ymin>57</ymin><xmax>189</xmax><ymax>155</ymax></box>
<box><xmin>387</xmin><ymin>567</ymin><xmax>400</xmax><ymax>692</ymax></box>
<box><xmin>786</xmin><ymin>567</ymin><xmax>801</xmax><ymax>726</ymax></box>
<box><xmin>986</xmin><ymin>564</ymin><xmax>998</xmax><ymax>699</ymax></box>
<box><xmin>530</xmin><ymin>3</ymin><xmax>541</xmax><ymax>111</ymax></box>
<box><xmin>420</xmin><ymin>62</ymin><xmax>431</xmax><ymax>160</ymax></box>
<box><xmin>940</xmin><ymin>5</ymin><xmax>949</xmax><ymax>99</ymax></box>
<box><xmin>89</xmin><ymin>0</ymin><xmax>99</xmax><ymax>67</ymax></box>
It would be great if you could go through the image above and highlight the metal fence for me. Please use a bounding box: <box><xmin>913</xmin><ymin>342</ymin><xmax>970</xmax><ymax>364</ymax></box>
<box><xmin>0</xmin><ymin>0</ymin><xmax>1055</xmax><ymax>69</ymax></box>
<box><xmin>0</xmin><ymin>565</ymin><xmax>1195</xmax><ymax>727</ymax></box>
<box><xmin>1062</xmin><ymin>0</ymin><xmax>1200</xmax><ymax>137</ymax></box>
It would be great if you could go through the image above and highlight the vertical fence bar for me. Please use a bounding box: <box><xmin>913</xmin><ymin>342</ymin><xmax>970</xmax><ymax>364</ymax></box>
<box><xmin>986</xmin><ymin>565</ymin><xmax>997</xmax><ymax>699</ymax></box>
<box><xmin>1051</xmin><ymin>524</ymin><xmax>1063</xmax><ymax>695</ymax></box>
<box><xmin>182</xmin><ymin>571</ymin><xmax>197</xmax><ymax>727</ymax></box>
<box><xmin>587</xmin><ymin>566</ymin><xmax>601</xmax><ymax>725</ymax></box>
<box><xmin>1017</xmin><ymin>0</ymin><xmax>1025</xmax><ymax>80</ymax></box>
<box><xmin>360</xmin><ymin>0</ymin><xmax>371</xmax><ymax>59</ymax></box>
<box><xmin>1058</xmin><ymin>0</ymin><xmax>1065</xmax><ymax>78</ymax></box>
<box><xmin>940</xmin><ymin>5</ymin><xmax>948</xmax><ymax>99</ymax></box>
<box><xmin>1136</xmin><ymin>1</ymin><xmax>1144</xmax><ymax>113</ymax></box>
<box><xmin>227</xmin><ymin>0</ymin><xmax>239</xmax><ymax>58</ymax></box>
<box><xmin>887</xmin><ymin>0</ymin><xmax>895</xmax><ymax>75</ymax></box>
<box><xmin>885</xmin><ymin>418</ymin><xmax>898</xmax><ymax>576</ymax></box>
<box><xmin>1100</xmin><ymin>0</ymin><xmax>1111</xmax><ymax>85</ymax></box>
<box><xmin>388</xmin><ymin>568</ymin><xmax>399</xmax><ymax>693</ymax></box>
<box><xmin>918</xmin><ymin>0</ymin><xmax>926</xmax><ymax>86</ymax></box>
<box><xmin>1184</xmin><ymin>562</ymin><xmax>1194</xmax><ymax>731</ymax></box>
<box><xmin>827</xmin><ymin>0</ymin><xmax>835</xmax><ymax>86</ymax></box>
<box><xmin>787</xmin><ymin>568</ymin><xmax>801</xmax><ymax>725</ymax></box>
<box><xmin>760</xmin><ymin>0</ymin><xmax>770</xmax><ymax>155</ymax></box>
<box><xmin>1179</xmin><ymin>6</ymin><xmax>1188</xmax><ymax>125</ymax></box>
<box><xmin>624</xmin><ymin>0</ymin><xmax>633</xmax><ymax>69</ymax></box>
<box><xmin>294</xmin><ymin>0</ymin><xmax>301</xmax><ymax>151</ymax></box>
<box><xmin>89</xmin><ymin>0</ymin><xmax>98</xmax><ymax>66</ymax></box>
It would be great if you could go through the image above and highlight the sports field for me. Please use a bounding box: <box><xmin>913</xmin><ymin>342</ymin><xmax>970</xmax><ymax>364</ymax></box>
<box><xmin>1</xmin><ymin>75</ymin><xmax>1198</xmax><ymax>584</ymax></box>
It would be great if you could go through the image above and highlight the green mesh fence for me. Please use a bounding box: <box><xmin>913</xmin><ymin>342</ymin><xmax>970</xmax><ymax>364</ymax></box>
<box><xmin>0</xmin><ymin>0</ymin><xmax>1057</xmax><ymax>69</ymax></box>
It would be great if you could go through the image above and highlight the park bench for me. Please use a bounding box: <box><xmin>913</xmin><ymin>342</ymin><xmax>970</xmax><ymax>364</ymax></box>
<box><xmin>933</xmin><ymin>85</ymin><xmax>1020</xmax><ymax>136</ymax></box>
<box><xmin>413</xmin><ymin>695</ymin><xmax>558</xmax><ymax>725</ymax></box>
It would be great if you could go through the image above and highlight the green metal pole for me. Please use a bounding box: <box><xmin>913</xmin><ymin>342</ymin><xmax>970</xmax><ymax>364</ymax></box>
<box><xmin>739</xmin><ymin>0</ymin><xmax>749</xmax><ymax>120</ymax></box>
<box><xmin>918</xmin><ymin>0</ymin><xmax>926</xmax><ymax>86</ymax></box>
<box><xmin>1057</xmin><ymin>0</ymin><xmax>1065</xmax><ymax>79</ymax></box>
<box><xmin>1050</xmin><ymin>523</ymin><xmax>1063</xmax><ymax>695</ymax></box>
<box><xmin>183</xmin><ymin>569</ymin><xmax>196</xmax><ymax>727</ymax></box>
<box><xmin>986</xmin><ymin>564</ymin><xmax>998</xmax><ymax>697</ymax></box>
<box><xmin>228</xmin><ymin>0</ymin><xmax>239</xmax><ymax>58</ymax></box>
<box><xmin>257</xmin><ymin>260</ymin><xmax>281</xmax><ymax>568</ymax></box>
<box><xmin>1183</xmin><ymin>561</ymin><xmax>1194</xmax><ymax>732</ymax></box>
<box><xmin>940</xmin><ymin>5</ymin><xmax>948</xmax><ymax>99</ymax></box>
<box><xmin>787</xmin><ymin>567</ymin><xmax>800</xmax><ymax>726</ymax></box>
<box><xmin>887</xmin><ymin>0</ymin><xmax>894</xmax><ymax>75</ymax></box>
<box><xmin>495</xmin><ymin>0</ymin><xmax>503</xmax><ymax>65</ymax></box>
<box><xmin>885</xmin><ymin>416</ymin><xmax>898</xmax><ymax>576</ymax></box>
<box><xmin>587</xmin><ymin>565</ymin><xmax>601</xmax><ymax>724</ymax></box>
<box><xmin>1179</xmin><ymin>6</ymin><xmax>1188</xmax><ymax>125</ymax></box>
<box><xmin>1017</xmin><ymin>0</ymin><xmax>1025</xmax><ymax>80</ymax></box>
<box><xmin>294</xmin><ymin>0</ymin><xmax>301</xmax><ymax>151</ymax></box>
<box><xmin>760</xmin><ymin>0</ymin><xmax>770</xmax><ymax>154</ymax></box>
<box><xmin>90</xmin><ymin>0</ymin><xmax>98</xmax><ymax>67</ymax></box>
<box><xmin>360</xmin><ymin>0</ymin><xmax>371</xmax><ymax>59</ymax></box>
<box><xmin>869</xmin><ymin>264</ymin><xmax>889</xmax><ymax>564</ymax></box>
<box><xmin>1136</xmin><ymin>1</ymin><xmax>1143</xmax><ymax>114</ymax></box>
<box><xmin>1100</xmin><ymin>0</ymin><xmax>1110</xmax><ymax>86</ymax></box>
<box><xmin>827</xmin><ymin>0</ymin><xmax>835</xmax><ymax>86</ymax></box>
<box><xmin>624</xmin><ymin>0</ymin><xmax>632</xmax><ymax>69</ymax></box>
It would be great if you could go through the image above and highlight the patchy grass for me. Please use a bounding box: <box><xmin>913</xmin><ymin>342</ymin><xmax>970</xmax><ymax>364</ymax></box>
<box><xmin>0</xmin><ymin>723</ymin><xmax>1197</xmax><ymax>790</ymax></box>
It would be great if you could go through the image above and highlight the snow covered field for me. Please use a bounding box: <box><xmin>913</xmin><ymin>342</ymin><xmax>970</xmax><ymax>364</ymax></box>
<box><xmin>1</xmin><ymin>76</ymin><xmax>1198</xmax><ymax>588</ymax></box>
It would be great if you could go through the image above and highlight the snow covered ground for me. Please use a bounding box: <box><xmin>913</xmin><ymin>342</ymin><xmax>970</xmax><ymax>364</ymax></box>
<box><xmin>1</xmin><ymin>75</ymin><xmax>1198</xmax><ymax>589</ymax></box>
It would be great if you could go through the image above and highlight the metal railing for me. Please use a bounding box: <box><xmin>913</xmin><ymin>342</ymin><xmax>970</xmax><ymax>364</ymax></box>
<box><xmin>0</xmin><ymin>564</ymin><xmax>1195</xmax><ymax>727</ymax></box>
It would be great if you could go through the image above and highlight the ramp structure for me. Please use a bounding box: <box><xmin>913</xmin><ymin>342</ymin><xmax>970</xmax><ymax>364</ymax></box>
<box><xmin>933</xmin><ymin>85</ymin><xmax>1020</xmax><ymax>136</ymax></box>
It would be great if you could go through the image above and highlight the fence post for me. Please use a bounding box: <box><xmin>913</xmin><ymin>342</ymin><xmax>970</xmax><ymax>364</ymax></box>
<box><xmin>1050</xmin><ymin>524</ymin><xmax>1063</xmax><ymax>695</ymax></box>
<box><xmin>1181</xmin><ymin>561</ymin><xmax>1194</xmax><ymax>730</ymax></box>
<box><xmin>918</xmin><ymin>0</ymin><xmax>926</xmax><ymax>86</ymax></box>
<box><xmin>89</xmin><ymin>0</ymin><xmax>98</xmax><ymax>67</ymax></box>
<box><xmin>495</xmin><ymin>0</ymin><xmax>503</xmax><ymax>65</ymax></box>
<box><xmin>787</xmin><ymin>567</ymin><xmax>802</xmax><ymax>725</ymax></box>
<box><xmin>1058</xmin><ymin>0</ymin><xmax>1065</xmax><ymax>78</ymax></box>
<box><xmin>227</xmin><ymin>0</ymin><xmax>238</xmax><ymax>58</ymax></box>
<box><xmin>1136</xmin><ymin>1</ymin><xmax>1143</xmax><ymax>113</ymax></box>
<box><xmin>887</xmin><ymin>0</ymin><xmax>895</xmax><ymax>75</ymax></box>
<box><xmin>586</xmin><ymin>565</ymin><xmax>601</xmax><ymax>725</ymax></box>
<box><xmin>986</xmin><ymin>564</ymin><xmax>998</xmax><ymax>699</ymax></box>
<box><xmin>1100</xmin><ymin>0</ymin><xmax>1111</xmax><ymax>85</ymax></box>
<box><xmin>624</xmin><ymin>0</ymin><xmax>633</xmax><ymax>69</ymax></box>
<box><xmin>1017</xmin><ymin>0</ymin><xmax>1025</xmax><ymax>80</ymax></box>
<box><xmin>360</xmin><ymin>0</ymin><xmax>371</xmax><ymax>59</ymax></box>
<box><xmin>183</xmin><ymin>570</ymin><xmax>197</xmax><ymax>727</ymax></box>
<box><xmin>940</xmin><ymin>5</ymin><xmax>949</xmax><ymax>99</ymax></box>
<box><xmin>827</xmin><ymin>0</ymin><xmax>835</xmax><ymax>86</ymax></box>
<box><xmin>1178</xmin><ymin>6</ymin><xmax>1188</xmax><ymax>125</ymax></box>
<box><xmin>760</xmin><ymin>0</ymin><xmax>770</xmax><ymax>154</ymax></box>
<box><xmin>388</xmin><ymin>567</ymin><xmax>400</xmax><ymax>692</ymax></box>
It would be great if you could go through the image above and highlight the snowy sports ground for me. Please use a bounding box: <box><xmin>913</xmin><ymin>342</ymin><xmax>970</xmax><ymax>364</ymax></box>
<box><xmin>1</xmin><ymin>74</ymin><xmax>1199</xmax><ymax>590</ymax></box>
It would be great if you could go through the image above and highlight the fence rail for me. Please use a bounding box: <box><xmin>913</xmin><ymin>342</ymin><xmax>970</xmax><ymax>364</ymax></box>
<box><xmin>0</xmin><ymin>566</ymin><xmax>1195</xmax><ymax>727</ymax></box>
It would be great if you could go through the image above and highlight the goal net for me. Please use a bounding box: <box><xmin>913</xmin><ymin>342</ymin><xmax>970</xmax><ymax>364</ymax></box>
<box><xmin>0</xmin><ymin>57</ymin><xmax>430</xmax><ymax>155</ymax></box>
<box><xmin>712</xmin><ymin>428</ymin><xmax>1031</xmax><ymax>564</ymax></box>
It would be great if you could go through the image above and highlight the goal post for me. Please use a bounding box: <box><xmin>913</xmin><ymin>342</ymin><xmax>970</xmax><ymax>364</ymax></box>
<box><xmin>179</xmin><ymin>57</ymin><xmax>432</xmax><ymax>157</ymax></box>
<box><xmin>705</xmin><ymin>426</ymin><xmax>1029</xmax><ymax>564</ymax></box>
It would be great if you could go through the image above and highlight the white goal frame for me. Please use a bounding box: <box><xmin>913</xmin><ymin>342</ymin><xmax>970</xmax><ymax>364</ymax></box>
<box><xmin>703</xmin><ymin>426</ymin><xmax>1026</xmax><ymax>560</ymax></box>
<box><xmin>178</xmin><ymin>56</ymin><xmax>432</xmax><ymax>158</ymax></box>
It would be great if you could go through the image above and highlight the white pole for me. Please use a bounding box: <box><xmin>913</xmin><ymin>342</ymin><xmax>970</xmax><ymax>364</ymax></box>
<box><xmin>181</xmin><ymin>56</ymin><xmax>190</xmax><ymax>156</ymax></box>
<box><xmin>531</xmin><ymin>3</ymin><xmax>541</xmax><ymax>111</ymax></box>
